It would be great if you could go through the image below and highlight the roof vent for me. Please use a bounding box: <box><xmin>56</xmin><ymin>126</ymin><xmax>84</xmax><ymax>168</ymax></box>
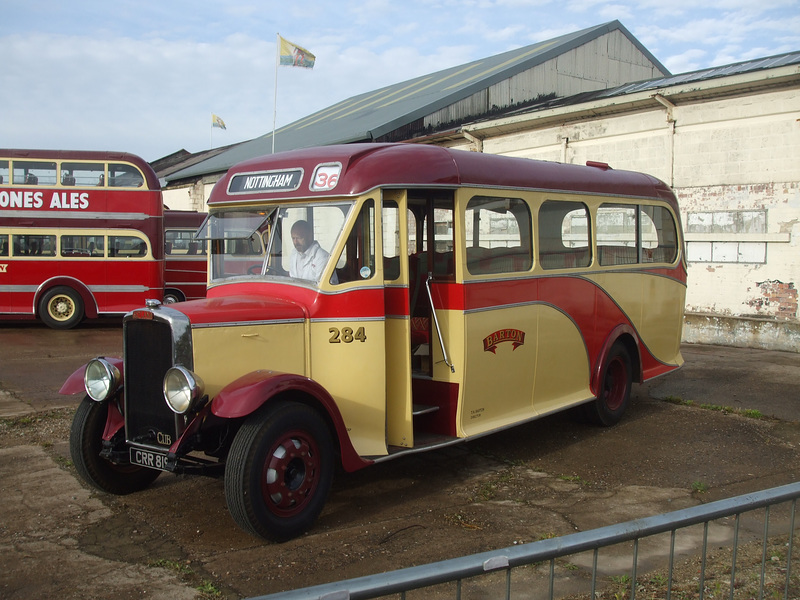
<box><xmin>586</xmin><ymin>160</ymin><xmax>612</xmax><ymax>170</ymax></box>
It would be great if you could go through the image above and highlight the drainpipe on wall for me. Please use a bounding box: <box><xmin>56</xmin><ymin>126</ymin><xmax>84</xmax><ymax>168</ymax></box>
<box><xmin>653</xmin><ymin>93</ymin><xmax>676</xmax><ymax>187</ymax></box>
<box><xmin>560</xmin><ymin>137</ymin><xmax>569</xmax><ymax>163</ymax></box>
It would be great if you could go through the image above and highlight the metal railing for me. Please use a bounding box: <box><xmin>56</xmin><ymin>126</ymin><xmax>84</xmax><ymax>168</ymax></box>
<box><xmin>247</xmin><ymin>481</ymin><xmax>800</xmax><ymax>600</ymax></box>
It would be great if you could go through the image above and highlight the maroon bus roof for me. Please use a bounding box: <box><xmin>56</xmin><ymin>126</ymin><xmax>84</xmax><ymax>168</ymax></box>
<box><xmin>165</xmin><ymin>210</ymin><xmax>206</xmax><ymax>227</ymax></box>
<box><xmin>0</xmin><ymin>149</ymin><xmax>161</xmax><ymax>191</ymax></box>
<box><xmin>209</xmin><ymin>143</ymin><xmax>678</xmax><ymax>211</ymax></box>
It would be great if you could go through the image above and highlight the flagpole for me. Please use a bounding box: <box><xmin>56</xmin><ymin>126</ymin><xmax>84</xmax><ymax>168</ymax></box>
<box><xmin>272</xmin><ymin>33</ymin><xmax>280</xmax><ymax>154</ymax></box>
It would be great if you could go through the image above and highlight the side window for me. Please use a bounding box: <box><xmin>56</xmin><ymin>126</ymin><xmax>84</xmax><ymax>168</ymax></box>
<box><xmin>538</xmin><ymin>200</ymin><xmax>590</xmax><ymax>269</ymax></box>
<box><xmin>61</xmin><ymin>162</ymin><xmax>105</xmax><ymax>187</ymax></box>
<box><xmin>13</xmin><ymin>161</ymin><xmax>57</xmax><ymax>186</ymax></box>
<box><xmin>61</xmin><ymin>235</ymin><xmax>105</xmax><ymax>257</ymax></box>
<box><xmin>333</xmin><ymin>199</ymin><xmax>375</xmax><ymax>285</ymax></box>
<box><xmin>12</xmin><ymin>234</ymin><xmax>56</xmax><ymax>256</ymax></box>
<box><xmin>109</xmin><ymin>235</ymin><xmax>147</xmax><ymax>258</ymax></box>
<box><xmin>166</xmin><ymin>230</ymin><xmax>205</xmax><ymax>256</ymax></box>
<box><xmin>465</xmin><ymin>196</ymin><xmax>532</xmax><ymax>275</ymax></box>
<box><xmin>427</xmin><ymin>198</ymin><xmax>454</xmax><ymax>278</ymax></box>
<box><xmin>0</xmin><ymin>160</ymin><xmax>8</xmax><ymax>185</ymax></box>
<box><xmin>382</xmin><ymin>200</ymin><xmax>401</xmax><ymax>281</ymax></box>
<box><xmin>641</xmin><ymin>205</ymin><xmax>678</xmax><ymax>264</ymax></box>
<box><xmin>0</xmin><ymin>234</ymin><xmax>8</xmax><ymax>256</ymax></box>
<box><xmin>282</xmin><ymin>204</ymin><xmax>348</xmax><ymax>282</ymax></box>
<box><xmin>108</xmin><ymin>163</ymin><xmax>144</xmax><ymax>188</ymax></box>
<box><xmin>597</xmin><ymin>203</ymin><xmax>638</xmax><ymax>266</ymax></box>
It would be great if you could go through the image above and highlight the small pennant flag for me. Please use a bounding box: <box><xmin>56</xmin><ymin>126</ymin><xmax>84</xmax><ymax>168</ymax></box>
<box><xmin>279</xmin><ymin>35</ymin><xmax>315</xmax><ymax>69</ymax></box>
<box><xmin>212</xmin><ymin>114</ymin><xmax>226</xmax><ymax>130</ymax></box>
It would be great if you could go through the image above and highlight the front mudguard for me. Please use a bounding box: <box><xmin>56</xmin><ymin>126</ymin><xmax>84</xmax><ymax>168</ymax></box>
<box><xmin>59</xmin><ymin>357</ymin><xmax>124</xmax><ymax>395</ymax></box>
<box><xmin>210</xmin><ymin>369</ymin><xmax>369</xmax><ymax>472</ymax></box>
<box><xmin>60</xmin><ymin>358</ymin><xmax>126</xmax><ymax>443</ymax></box>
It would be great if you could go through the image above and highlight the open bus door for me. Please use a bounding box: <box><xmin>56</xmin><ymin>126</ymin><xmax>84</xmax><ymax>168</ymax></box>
<box><xmin>383</xmin><ymin>190</ymin><xmax>461</xmax><ymax>453</ymax></box>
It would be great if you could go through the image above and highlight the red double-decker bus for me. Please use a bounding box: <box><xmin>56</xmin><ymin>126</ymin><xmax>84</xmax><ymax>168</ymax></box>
<box><xmin>164</xmin><ymin>209</ymin><xmax>207</xmax><ymax>304</ymax></box>
<box><xmin>0</xmin><ymin>149</ymin><xmax>164</xmax><ymax>328</ymax></box>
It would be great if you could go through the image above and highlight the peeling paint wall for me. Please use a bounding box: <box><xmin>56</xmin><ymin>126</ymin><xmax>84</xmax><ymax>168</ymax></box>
<box><xmin>471</xmin><ymin>85</ymin><xmax>800</xmax><ymax>351</ymax></box>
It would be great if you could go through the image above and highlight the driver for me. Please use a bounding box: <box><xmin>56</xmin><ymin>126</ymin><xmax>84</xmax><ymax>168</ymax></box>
<box><xmin>289</xmin><ymin>220</ymin><xmax>332</xmax><ymax>282</ymax></box>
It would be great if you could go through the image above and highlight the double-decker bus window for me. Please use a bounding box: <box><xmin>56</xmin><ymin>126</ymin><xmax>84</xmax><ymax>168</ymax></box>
<box><xmin>642</xmin><ymin>205</ymin><xmax>678</xmax><ymax>264</ymax></box>
<box><xmin>598</xmin><ymin>203</ymin><xmax>638</xmax><ymax>266</ymax></box>
<box><xmin>539</xmin><ymin>200</ymin><xmax>591</xmax><ymax>269</ymax></box>
<box><xmin>109</xmin><ymin>235</ymin><xmax>147</xmax><ymax>258</ymax></box>
<box><xmin>108</xmin><ymin>163</ymin><xmax>144</xmax><ymax>188</ymax></box>
<box><xmin>13</xmin><ymin>234</ymin><xmax>56</xmax><ymax>256</ymax></box>
<box><xmin>465</xmin><ymin>196</ymin><xmax>531</xmax><ymax>275</ymax></box>
<box><xmin>61</xmin><ymin>162</ymin><xmax>105</xmax><ymax>187</ymax></box>
<box><xmin>13</xmin><ymin>160</ymin><xmax>57</xmax><ymax>186</ymax></box>
<box><xmin>333</xmin><ymin>199</ymin><xmax>375</xmax><ymax>284</ymax></box>
<box><xmin>0</xmin><ymin>234</ymin><xmax>7</xmax><ymax>256</ymax></box>
<box><xmin>61</xmin><ymin>234</ymin><xmax>105</xmax><ymax>257</ymax></box>
<box><xmin>0</xmin><ymin>160</ymin><xmax>8</xmax><ymax>185</ymax></box>
<box><xmin>166</xmin><ymin>230</ymin><xmax>206</xmax><ymax>256</ymax></box>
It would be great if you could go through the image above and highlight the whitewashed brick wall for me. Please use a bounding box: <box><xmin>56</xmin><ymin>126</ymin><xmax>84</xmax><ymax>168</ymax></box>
<box><xmin>473</xmin><ymin>85</ymin><xmax>800</xmax><ymax>347</ymax></box>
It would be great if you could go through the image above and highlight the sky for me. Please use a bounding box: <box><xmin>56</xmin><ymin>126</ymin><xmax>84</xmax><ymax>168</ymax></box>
<box><xmin>2</xmin><ymin>0</ymin><xmax>799</xmax><ymax>163</ymax></box>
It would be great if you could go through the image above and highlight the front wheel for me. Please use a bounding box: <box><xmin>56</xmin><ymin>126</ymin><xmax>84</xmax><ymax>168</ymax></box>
<box><xmin>225</xmin><ymin>402</ymin><xmax>335</xmax><ymax>542</ymax></box>
<box><xmin>585</xmin><ymin>342</ymin><xmax>632</xmax><ymax>426</ymax></box>
<box><xmin>39</xmin><ymin>286</ymin><xmax>84</xmax><ymax>329</ymax></box>
<box><xmin>69</xmin><ymin>397</ymin><xmax>161</xmax><ymax>494</ymax></box>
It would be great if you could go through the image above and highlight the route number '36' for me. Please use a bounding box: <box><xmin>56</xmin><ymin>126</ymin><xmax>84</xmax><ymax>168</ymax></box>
<box><xmin>329</xmin><ymin>326</ymin><xmax>367</xmax><ymax>344</ymax></box>
<box><xmin>311</xmin><ymin>163</ymin><xmax>342</xmax><ymax>191</ymax></box>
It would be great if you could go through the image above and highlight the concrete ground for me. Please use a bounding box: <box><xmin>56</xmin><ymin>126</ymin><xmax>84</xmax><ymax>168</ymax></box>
<box><xmin>1</xmin><ymin>331</ymin><xmax>799</xmax><ymax>599</ymax></box>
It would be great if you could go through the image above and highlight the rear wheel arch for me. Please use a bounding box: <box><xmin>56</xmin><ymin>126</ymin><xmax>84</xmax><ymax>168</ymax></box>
<box><xmin>36</xmin><ymin>277</ymin><xmax>98</xmax><ymax>322</ymax></box>
<box><xmin>592</xmin><ymin>326</ymin><xmax>641</xmax><ymax>394</ymax></box>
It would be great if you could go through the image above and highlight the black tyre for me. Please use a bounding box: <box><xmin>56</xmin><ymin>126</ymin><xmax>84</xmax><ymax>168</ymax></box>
<box><xmin>585</xmin><ymin>342</ymin><xmax>632</xmax><ymax>427</ymax></box>
<box><xmin>163</xmin><ymin>289</ymin><xmax>185</xmax><ymax>304</ymax></box>
<box><xmin>39</xmin><ymin>286</ymin><xmax>84</xmax><ymax>329</ymax></box>
<box><xmin>69</xmin><ymin>397</ymin><xmax>161</xmax><ymax>495</ymax></box>
<box><xmin>225</xmin><ymin>402</ymin><xmax>334</xmax><ymax>542</ymax></box>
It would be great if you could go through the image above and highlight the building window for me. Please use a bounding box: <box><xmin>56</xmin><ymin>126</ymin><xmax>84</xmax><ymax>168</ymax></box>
<box><xmin>686</xmin><ymin>210</ymin><xmax>767</xmax><ymax>264</ymax></box>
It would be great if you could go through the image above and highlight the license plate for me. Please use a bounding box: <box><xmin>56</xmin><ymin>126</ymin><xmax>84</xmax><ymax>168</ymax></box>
<box><xmin>130</xmin><ymin>447</ymin><xmax>170</xmax><ymax>471</ymax></box>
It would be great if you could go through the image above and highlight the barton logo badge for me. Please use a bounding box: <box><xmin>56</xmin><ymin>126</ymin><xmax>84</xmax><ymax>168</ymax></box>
<box><xmin>483</xmin><ymin>329</ymin><xmax>525</xmax><ymax>353</ymax></box>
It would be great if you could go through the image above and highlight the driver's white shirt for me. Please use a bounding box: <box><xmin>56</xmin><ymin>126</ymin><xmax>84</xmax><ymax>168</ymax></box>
<box><xmin>290</xmin><ymin>240</ymin><xmax>330</xmax><ymax>281</ymax></box>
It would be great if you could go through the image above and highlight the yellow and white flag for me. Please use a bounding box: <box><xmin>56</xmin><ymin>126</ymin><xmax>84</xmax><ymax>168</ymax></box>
<box><xmin>279</xmin><ymin>36</ymin><xmax>315</xmax><ymax>69</ymax></box>
<box><xmin>212</xmin><ymin>114</ymin><xmax>226</xmax><ymax>130</ymax></box>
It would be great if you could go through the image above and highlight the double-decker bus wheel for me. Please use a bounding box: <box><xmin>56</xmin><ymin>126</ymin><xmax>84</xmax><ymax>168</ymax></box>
<box><xmin>69</xmin><ymin>397</ymin><xmax>161</xmax><ymax>494</ymax></box>
<box><xmin>225</xmin><ymin>402</ymin><xmax>334</xmax><ymax>542</ymax></box>
<box><xmin>39</xmin><ymin>286</ymin><xmax>84</xmax><ymax>329</ymax></box>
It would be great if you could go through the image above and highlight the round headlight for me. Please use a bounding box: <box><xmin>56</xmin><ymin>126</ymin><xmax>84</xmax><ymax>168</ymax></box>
<box><xmin>84</xmin><ymin>358</ymin><xmax>121</xmax><ymax>402</ymax></box>
<box><xmin>163</xmin><ymin>366</ymin><xmax>205</xmax><ymax>414</ymax></box>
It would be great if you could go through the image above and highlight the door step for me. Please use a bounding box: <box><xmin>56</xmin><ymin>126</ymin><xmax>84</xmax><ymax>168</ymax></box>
<box><xmin>412</xmin><ymin>403</ymin><xmax>439</xmax><ymax>417</ymax></box>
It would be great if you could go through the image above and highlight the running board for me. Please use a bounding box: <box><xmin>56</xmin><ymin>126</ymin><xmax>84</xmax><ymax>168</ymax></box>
<box><xmin>366</xmin><ymin>433</ymin><xmax>462</xmax><ymax>464</ymax></box>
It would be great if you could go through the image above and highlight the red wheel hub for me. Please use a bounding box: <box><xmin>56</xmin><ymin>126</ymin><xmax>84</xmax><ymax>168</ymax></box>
<box><xmin>602</xmin><ymin>357</ymin><xmax>627</xmax><ymax>411</ymax></box>
<box><xmin>260</xmin><ymin>431</ymin><xmax>320</xmax><ymax>517</ymax></box>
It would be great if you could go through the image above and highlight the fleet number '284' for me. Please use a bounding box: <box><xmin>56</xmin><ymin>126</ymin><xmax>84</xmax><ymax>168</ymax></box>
<box><xmin>329</xmin><ymin>326</ymin><xmax>367</xmax><ymax>343</ymax></box>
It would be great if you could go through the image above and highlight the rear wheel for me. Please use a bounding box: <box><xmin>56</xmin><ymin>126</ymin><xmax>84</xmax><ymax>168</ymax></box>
<box><xmin>39</xmin><ymin>286</ymin><xmax>84</xmax><ymax>329</ymax></box>
<box><xmin>69</xmin><ymin>397</ymin><xmax>161</xmax><ymax>494</ymax></box>
<box><xmin>163</xmin><ymin>289</ymin><xmax>185</xmax><ymax>304</ymax></box>
<box><xmin>585</xmin><ymin>342</ymin><xmax>632</xmax><ymax>426</ymax></box>
<box><xmin>225</xmin><ymin>402</ymin><xmax>334</xmax><ymax>542</ymax></box>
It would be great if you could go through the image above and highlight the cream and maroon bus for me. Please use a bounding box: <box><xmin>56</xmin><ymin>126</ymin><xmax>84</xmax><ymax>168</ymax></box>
<box><xmin>63</xmin><ymin>143</ymin><xmax>686</xmax><ymax>541</ymax></box>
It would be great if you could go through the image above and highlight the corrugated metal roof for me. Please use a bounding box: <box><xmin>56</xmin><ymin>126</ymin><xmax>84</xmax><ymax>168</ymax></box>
<box><xmin>167</xmin><ymin>20</ymin><xmax>665</xmax><ymax>182</ymax></box>
<box><xmin>516</xmin><ymin>51</ymin><xmax>800</xmax><ymax>112</ymax></box>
